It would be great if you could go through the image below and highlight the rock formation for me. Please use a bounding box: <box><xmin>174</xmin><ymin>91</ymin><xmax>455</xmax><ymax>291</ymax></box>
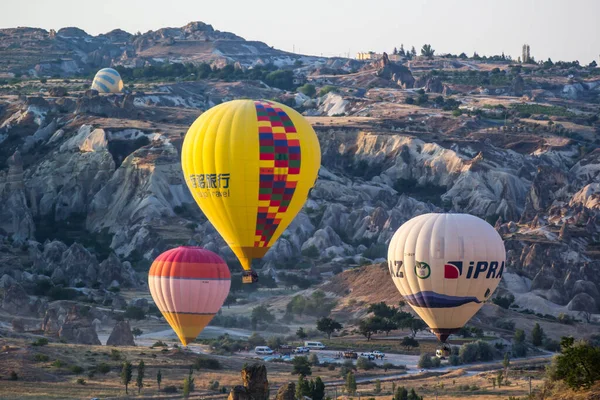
<box><xmin>106</xmin><ymin>320</ymin><xmax>136</xmax><ymax>346</ymax></box>
<box><xmin>228</xmin><ymin>364</ymin><xmax>269</xmax><ymax>400</ymax></box>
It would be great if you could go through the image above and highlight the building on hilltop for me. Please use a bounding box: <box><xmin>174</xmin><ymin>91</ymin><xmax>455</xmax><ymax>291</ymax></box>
<box><xmin>357</xmin><ymin>51</ymin><xmax>402</xmax><ymax>62</ymax></box>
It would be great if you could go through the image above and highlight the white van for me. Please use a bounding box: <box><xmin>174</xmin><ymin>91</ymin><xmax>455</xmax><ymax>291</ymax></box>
<box><xmin>304</xmin><ymin>341</ymin><xmax>325</xmax><ymax>349</ymax></box>
<box><xmin>254</xmin><ymin>346</ymin><xmax>274</xmax><ymax>355</ymax></box>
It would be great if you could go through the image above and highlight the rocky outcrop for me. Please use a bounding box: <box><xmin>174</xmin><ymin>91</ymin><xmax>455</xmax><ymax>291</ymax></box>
<box><xmin>228</xmin><ymin>364</ymin><xmax>269</xmax><ymax>400</ymax></box>
<box><xmin>106</xmin><ymin>320</ymin><xmax>135</xmax><ymax>346</ymax></box>
<box><xmin>275</xmin><ymin>383</ymin><xmax>295</xmax><ymax>400</ymax></box>
<box><xmin>375</xmin><ymin>53</ymin><xmax>415</xmax><ymax>88</ymax></box>
<box><xmin>58</xmin><ymin>306</ymin><xmax>101</xmax><ymax>345</ymax></box>
<box><xmin>0</xmin><ymin>152</ymin><xmax>35</xmax><ymax>241</ymax></box>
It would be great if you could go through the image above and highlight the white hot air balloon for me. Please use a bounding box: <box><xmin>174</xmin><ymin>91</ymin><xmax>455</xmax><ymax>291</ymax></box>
<box><xmin>91</xmin><ymin>68</ymin><xmax>124</xmax><ymax>93</ymax></box>
<box><xmin>387</xmin><ymin>213</ymin><xmax>506</xmax><ymax>342</ymax></box>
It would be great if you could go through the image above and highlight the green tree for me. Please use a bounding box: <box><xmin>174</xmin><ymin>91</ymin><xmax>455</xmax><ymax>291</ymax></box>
<box><xmin>136</xmin><ymin>360</ymin><xmax>145</xmax><ymax>394</ymax></box>
<box><xmin>316</xmin><ymin>317</ymin><xmax>342</xmax><ymax>339</ymax></box>
<box><xmin>368</xmin><ymin>302</ymin><xmax>397</xmax><ymax>318</ymax></box>
<box><xmin>410</xmin><ymin>46</ymin><xmax>417</xmax><ymax>57</ymax></box>
<box><xmin>251</xmin><ymin>305</ymin><xmax>275</xmax><ymax>324</ymax></box>
<box><xmin>308</xmin><ymin>353</ymin><xmax>319</xmax><ymax>366</ymax></box>
<box><xmin>418</xmin><ymin>353</ymin><xmax>433</xmax><ymax>368</ymax></box>
<box><xmin>532</xmin><ymin>323</ymin><xmax>544</xmax><ymax>347</ymax></box>
<box><xmin>409</xmin><ymin>319</ymin><xmax>427</xmax><ymax>338</ymax></box>
<box><xmin>549</xmin><ymin>336</ymin><xmax>600</xmax><ymax>389</ymax></box>
<box><xmin>296</xmin><ymin>376</ymin><xmax>311</xmax><ymax>399</ymax></box>
<box><xmin>247</xmin><ymin>332</ymin><xmax>266</xmax><ymax>347</ymax></box>
<box><xmin>503</xmin><ymin>352</ymin><xmax>510</xmax><ymax>382</ymax></box>
<box><xmin>313</xmin><ymin>377</ymin><xmax>325</xmax><ymax>400</ymax></box>
<box><xmin>293</xmin><ymin>356</ymin><xmax>312</xmax><ymax>377</ymax></box>
<box><xmin>459</xmin><ymin>343</ymin><xmax>479</xmax><ymax>364</ymax></box>
<box><xmin>358</xmin><ymin>317</ymin><xmax>382</xmax><ymax>340</ymax></box>
<box><xmin>183</xmin><ymin>369</ymin><xmax>195</xmax><ymax>398</ymax></box>
<box><xmin>393</xmin><ymin>386</ymin><xmax>408</xmax><ymax>400</ymax></box>
<box><xmin>132</xmin><ymin>328</ymin><xmax>143</xmax><ymax>338</ymax></box>
<box><xmin>407</xmin><ymin>388</ymin><xmax>421</xmax><ymax>400</ymax></box>
<box><xmin>514</xmin><ymin>329</ymin><xmax>526</xmax><ymax>343</ymax></box>
<box><xmin>374</xmin><ymin>379</ymin><xmax>382</xmax><ymax>393</ymax></box>
<box><xmin>120</xmin><ymin>361</ymin><xmax>133</xmax><ymax>394</ymax></box>
<box><xmin>401</xmin><ymin>336</ymin><xmax>419</xmax><ymax>350</ymax></box>
<box><xmin>157</xmin><ymin>369</ymin><xmax>162</xmax><ymax>391</ymax></box>
<box><xmin>298</xmin><ymin>83</ymin><xmax>316</xmax><ymax>97</ymax></box>
<box><xmin>296</xmin><ymin>327</ymin><xmax>308</xmax><ymax>340</ymax></box>
<box><xmin>345</xmin><ymin>371</ymin><xmax>357</xmax><ymax>394</ymax></box>
<box><xmin>421</xmin><ymin>44</ymin><xmax>435</xmax><ymax>58</ymax></box>
<box><xmin>496</xmin><ymin>370</ymin><xmax>504</xmax><ymax>387</ymax></box>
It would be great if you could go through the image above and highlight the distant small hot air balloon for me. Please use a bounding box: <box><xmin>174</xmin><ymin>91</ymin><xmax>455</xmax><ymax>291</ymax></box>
<box><xmin>387</xmin><ymin>213</ymin><xmax>506</xmax><ymax>343</ymax></box>
<box><xmin>181</xmin><ymin>99</ymin><xmax>321</xmax><ymax>283</ymax></box>
<box><xmin>148</xmin><ymin>246</ymin><xmax>231</xmax><ymax>345</ymax></box>
<box><xmin>91</xmin><ymin>68</ymin><xmax>124</xmax><ymax>93</ymax></box>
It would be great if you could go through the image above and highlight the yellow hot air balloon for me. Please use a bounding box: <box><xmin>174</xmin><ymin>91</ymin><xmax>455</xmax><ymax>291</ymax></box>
<box><xmin>387</xmin><ymin>213</ymin><xmax>506</xmax><ymax>342</ymax></box>
<box><xmin>181</xmin><ymin>100</ymin><xmax>321</xmax><ymax>283</ymax></box>
<box><xmin>148</xmin><ymin>246</ymin><xmax>231</xmax><ymax>345</ymax></box>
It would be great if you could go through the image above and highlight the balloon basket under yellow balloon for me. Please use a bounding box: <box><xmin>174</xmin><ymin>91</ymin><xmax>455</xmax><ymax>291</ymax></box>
<box><xmin>242</xmin><ymin>270</ymin><xmax>259</xmax><ymax>284</ymax></box>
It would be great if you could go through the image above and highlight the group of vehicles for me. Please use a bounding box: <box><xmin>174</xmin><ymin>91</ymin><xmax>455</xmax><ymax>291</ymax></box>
<box><xmin>341</xmin><ymin>350</ymin><xmax>386</xmax><ymax>360</ymax></box>
<box><xmin>254</xmin><ymin>341</ymin><xmax>326</xmax><ymax>355</ymax></box>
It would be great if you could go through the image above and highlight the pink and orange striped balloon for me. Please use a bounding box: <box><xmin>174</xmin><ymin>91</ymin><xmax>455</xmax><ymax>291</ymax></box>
<box><xmin>148</xmin><ymin>246</ymin><xmax>231</xmax><ymax>345</ymax></box>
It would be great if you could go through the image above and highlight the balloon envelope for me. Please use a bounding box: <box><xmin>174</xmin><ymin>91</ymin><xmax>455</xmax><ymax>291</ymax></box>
<box><xmin>387</xmin><ymin>213</ymin><xmax>506</xmax><ymax>342</ymax></box>
<box><xmin>91</xmin><ymin>68</ymin><xmax>124</xmax><ymax>93</ymax></box>
<box><xmin>181</xmin><ymin>99</ymin><xmax>321</xmax><ymax>271</ymax></box>
<box><xmin>148</xmin><ymin>246</ymin><xmax>231</xmax><ymax>345</ymax></box>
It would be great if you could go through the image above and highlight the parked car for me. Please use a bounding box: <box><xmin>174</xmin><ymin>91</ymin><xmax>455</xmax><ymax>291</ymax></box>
<box><xmin>343</xmin><ymin>351</ymin><xmax>358</xmax><ymax>359</ymax></box>
<box><xmin>294</xmin><ymin>346</ymin><xmax>310</xmax><ymax>354</ymax></box>
<box><xmin>304</xmin><ymin>341</ymin><xmax>326</xmax><ymax>350</ymax></box>
<box><xmin>255</xmin><ymin>346</ymin><xmax>274</xmax><ymax>355</ymax></box>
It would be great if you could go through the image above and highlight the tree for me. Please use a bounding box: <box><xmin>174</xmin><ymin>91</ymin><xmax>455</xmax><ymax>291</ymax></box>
<box><xmin>532</xmin><ymin>323</ymin><xmax>544</xmax><ymax>347</ymax></box>
<box><xmin>296</xmin><ymin>376</ymin><xmax>311</xmax><ymax>399</ymax></box>
<box><xmin>418</xmin><ymin>353</ymin><xmax>433</xmax><ymax>368</ymax></box>
<box><xmin>183</xmin><ymin>369</ymin><xmax>195</xmax><ymax>398</ymax></box>
<box><xmin>408</xmin><ymin>388</ymin><xmax>420</xmax><ymax>400</ymax></box>
<box><xmin>316</xmin><ymin>317</ymin><xmax>342</xmax><ymax>339</ymax></box>
<box><xmin>251</xmin><ymin>305</ymin><xmax>275</xmax><ymax>324</ymax></box>
<box><xmin>296</xmin><ymin>327</ymin><xmax>308</xmax><ymax>340</ymax></box>
<box><xmin>492</xmin><ymin>294</ymin><xmax>515</xmax><ymax>309</ymax></box>
<box><xmin>298</xmin><ymin>83</ymin><xmax>316</xmax><ymax>97</ymax></box>
<box><xmin>345</xmin><ymin>371</ymin><xmax>357</xmax><ymax>394</ymax></box>
<box><xmin>549</xmin><ymin>337</ymin><xmax>600</xmax><ymax>389</ymax></box>
<box><xmin>459</xmin><ymin>343</ymin><xmax>479</xmax><ymax>364</ymax></box>
<box><xmin>157</xmin><ymin>369</ymin><xmax>162</xmax><ymax>391</ymax></box>
<box><xmin>358</xmin><ymin>317</ymin><xmax>382</xmax><ymax>340</ymax></box>
<box><xmin>313</xmin><ymin>377</ymin><xmax>325</xmax><ymax>400</ymax></box>
<box><xmin>421</xmin><ymin>44</ymin><xmax>435</xmax><ymax>58</ymax></box>
<box><xmin>136</xmin><ymin>360</ymin><xmax>145</xmax><ymax>394</ymax></box>
<box><xmin>374</xmin><ymin>379</ymin><xmax>382</xmax><ymax>393</ymax></box>
<box><xmin>496</xmin><ymin>370</ymin><xmax>504</xmax><ymax>387</ymax></box>
<box><xmin>398</xmin><ymin>300</ymin><xmax>406</xmax><ymax>310</ymax></box>
<box><xmin>247</xmin><ymin>332</ymin><xmax>266</xmax><ymax>347</ymax></box>
<box><xmin>368</xmin><ymin>302</ymin><xmax>397</xmax><ymax>319</ymax></box>
<box><xmin>589</xmin><ymin>60</ymin><xmax>598</xmax><ymax>68</ymax></box>
<box><xmin>308</xmin><ymin>353</ymin><xmax>320</xmax><ymax>366</ymax></box>
<box><xmin>410</xmin><ymin>46</ymin><xmax>417</xmax><ymax>57</ymax></box>
<box><xmin>293</xmin><ymin>356</ymin><xmax>312</xmax><ymax>376</ymax></box>
<box><xmin>267</xmin><ymin>336</ymin><xmax>283</xmax><ymax>350</ymax></box>
<box><xmin>401</xmin><ymin>336</ymin><xmax>419</xmax><ymax>350</ymax></box>
<box><xmin>399</xmin><ymin>44</ymin><xmax>406</xmax><ymax>56</ymax></box>
<box><xmin>132</xmin><ymin>328</ymin><xmax>143</xmax><ymax>338</ymax></box>
<box><xmin>393</xmin><ymin>386</ymin><xmax>408</xmax><ymax>400</ymax></box>
<box><xmin>409</xmin><ymin>319</ymin><xmax>427</xmax><ymax>337</ymax></box>
<box><xmin>514</xmin><ymin>329</ymin><xmax>526</xmax><ymax>343</ymax></box>
<box><xmin>121</xmin><ymin>361</ymin><xmax>133</xmax><ymax>394</ymax></box>
<box><xmin>503</xmin><ymin>352</ymin><xmax>510</xmax><ymax>382</ymax></box>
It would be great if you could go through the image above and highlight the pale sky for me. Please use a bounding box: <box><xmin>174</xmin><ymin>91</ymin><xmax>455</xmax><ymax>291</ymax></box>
<box><xmin>2</xmin><ymin>0</ymin><xmax>599</xmax><ymax>63</ymax></box>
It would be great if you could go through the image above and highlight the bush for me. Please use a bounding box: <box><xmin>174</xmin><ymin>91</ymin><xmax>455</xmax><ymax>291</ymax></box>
<box><xmin>123</xmin><ymin>306</ymin><xmax>146</xmax><ymax>320</ymax></box>
<box><xmin>34</xmin><ymin>353</ymin><xmax>49</xmax><ymax>362</ymax></box>
<box><xmin>513</xmin><ymin>342</ymin><xmax>528</xmax><ymax>357</ymax></box>
<box><xmin>52</xmin><ymin>359</ymin><xmax>66</xmax><ymax>368</ymax></box>
<box><xmin>96</xmin><ymin>363</ymin><xmax>111</xmax><ymax>374</ymax></box>
<box><xmin>209</xmin><ymin>380</ymin><xmax>220</xmax><ymax>390</ymax></box>
<box><xmin>32</xmin><ymin>338</ymin><xmax>49</xmax><ymax>347</ymax></box>
<box><xmin>543</xmin><ymin>339</ymin><xmax>561</xmax><ymax>352</ymax></box>
<box><xmin>9</xmin><ymin>371</ymin><xmax>18</xmax><ymax>380</ymax></box>
<box><xmin>494</xmin><ymin>319</ymin><xmax>516</xmax><ymax>331</ymax></box>
<box><xmin>356</xmin><ymin>357</ymin><xmax>377</xmax><ymax>370</ymax></box>
<box><xmin>193</xmin><ymin>357</ymin><xmax>221</xmax><ymax>370</ymax></box>
<box><xmin>449</xmin><ymin>354</ymin><xmax>461</xmax><ymax>366</ymax></box>
<box><xmin>163</xmin><ymin>385</ymin><xmax>178</xmax><ymax>393</ymax></box>
<box><xmin>418</xmin><ymin>353</ymin><xmax>433</xmax><ymax>368</ymax></box>
<box><xmin>292</xmin><ymin>356</ymin><xmax>312</xmax><ymax>376</ymax></box>
<box><xmin>492</xmin><ymin>294</ymin><xmax>515</xmax><ymax>309</ymax></box>
<box><xmin>459</xmin><ymin>343</ymin><xmax>479</xmax><ymax>364</ymax></box>
<box><xmin>452</xmin><ymin>109</ymin><xmax>462</xmax><ymax>117</ymax></box>
<box><xmin>319</xmin><ymin>85</ymin><xmax>337</xmax><ymax>97</ymax></box>
<box><xmin>298</xmin><ymin>84</ymin><xmax>316</xmax><ymax>97</ymax></box>
<box><xmin>405</xmin><ymin>97</ymin><xmax>415</xmax><ymax>105</ymax></box>
<box><xmin>76</xmin><ymin>378</ymin><xmax>86</xmax><ymax>385</ymax></box>
<box><xmin>110</xmin><ymin>349</ymin><xmax>122</xmax><ymax>360</ymax></box>
<box><xmin>71</xmin><ymin>365</ymin><xmax>84</xmax><ymax>374</ymax></box>
<box><xmin>431</xmin><ymin>356</ymin><xmax>441</xmax><ymax>367</ymax></box>
<box><xmin>308</xmin><ymin>353</ymin><xmax>320</xmax><ymax>366</ymax></box>
<box><xmin>151</xmin><ymin>341</ymin><xmax>168</xmax><ymax>348</ymax></box>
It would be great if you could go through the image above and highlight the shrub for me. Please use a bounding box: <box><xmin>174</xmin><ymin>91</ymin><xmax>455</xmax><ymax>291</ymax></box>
<box><xmin>405</xmin><ymin>97</ymin><xmax>415</xmax><ymax>105</ymax></box>
<box><xmin>9</xmin><ymin>371</ymin><xmax>18</xmax><ymax>380</ymax></box>
<box><xmin>308</xmin><ymin>353</ymin><xmax>320</xmax><ymax>366</ymax></box>
<box><xmin>193</xmin><ymin>357</ymin><xmax>221</xmax><ymax>370</ymax></box>
<box><xmin>319</xmin><ymin>85</ymin><xmax>336</xmax><ymax>97</ymax></box>
<box><xmin>418</xmin><ymin>353</ymin><xmax>433</xmax><ymax>368</ymax></box>
<box><xmin>71</xmin><ymin>365</ymin><xmax>84</xmax><ymax>374</ymax></box>
<box><xmin>110</xmin><ymin>349</ymin><xmax>123</xmax><ymax>360</ymax></box>
<box><xmin>77</xmin><ymin>378</ymin><xmax>86</xmax><ymax>385</ymax></box>
<box><xmin>151</xmin><ymin>340</ymin><xmax>168</xmax><ymax>348</ymax></box>
<box><xmin>492</xmin><ymin>294</ymin><xmax>515</xmax><ymax>309</ymax></box>
<box><xmin>298</xmin><ymin>84</ymin><xmax>316</xmax><ymax>97</ymax></box>
<box><xmin>209</xmin><ymin>380</ymin><xmax>220</xmax><ymax>390</ymax></box>
<box><xmin>52</xmin><ymin>359</ymin><xmax>66</xmax><ymax>368</ymax></box>
<box><xmin>96</xmin><ymin>363</ymin><xmax>111</xmax><ymax>374</ymax></box>
<box><xmin>163</xmin><ymin>385</ymin><xmax>178</xmax><ymax>393</ymax></box>
<box><xmin>32</xmin><ymin>338</ymin><xmax>49</xmax><ymax>347</ymax></box>
<box><xmin>356</xmin><ymin>357</ymin><xmax>377</xmax><ymax>370</ymax></box>
<box><xmin>449</xmin><ymin>354</ymin><xmax>461</xmax><ymax>366</ymax></box>
<box><xmin>452</xmin><ymin>109</ymin><xmax>462</xmax><ymax>117</ymax></box>
<box><xmin>459</xmin><ymin>343</ymin><xmax>479</xmax><ymax>364</ymax></box>
<box><xmin>34</xmin><ymin>353</ymin><xmax>49</xmax><ymax>362</ymax></box>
